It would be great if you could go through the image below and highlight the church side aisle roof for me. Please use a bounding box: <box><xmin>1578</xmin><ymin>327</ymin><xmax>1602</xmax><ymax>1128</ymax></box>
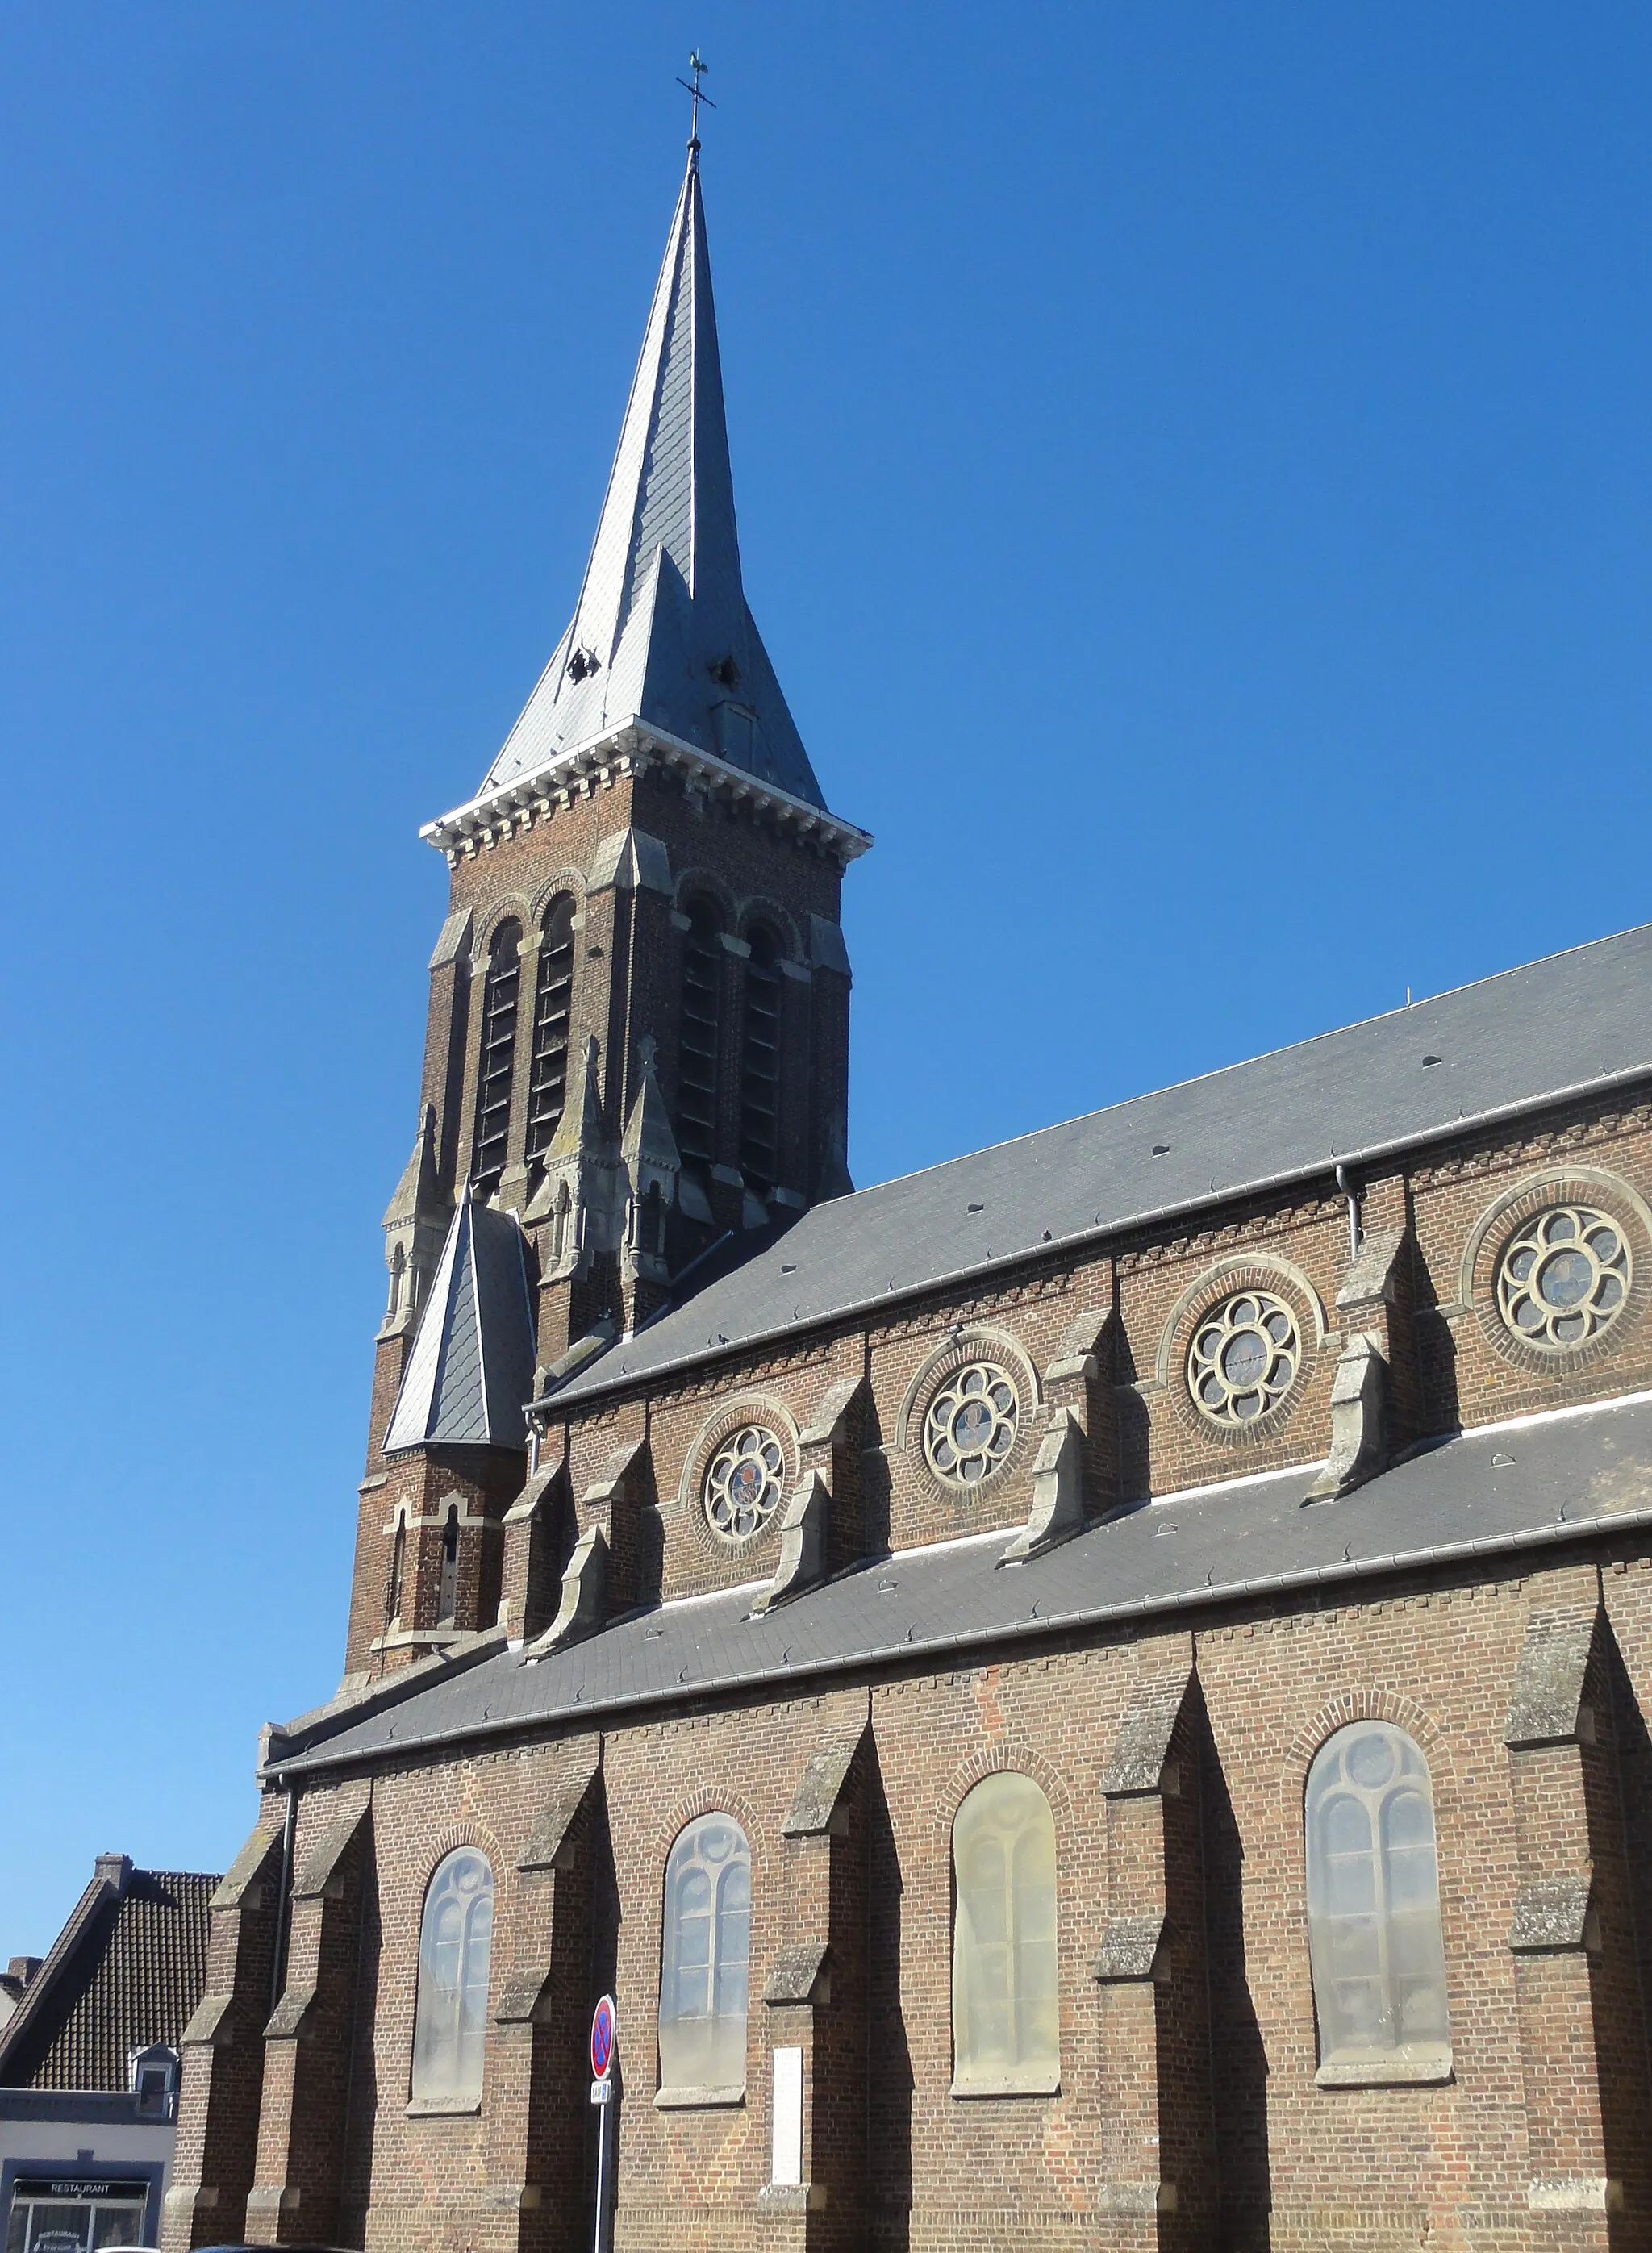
<box><xmin>549</xmin><ymin>920</ymin><xmax>1652</xmax><ymax>1408</ymax></box>
<box><xmin>264</xmin><ymin>1390</ymin><xmax>1652</xmax><ymax>1780</ymax></box>
<box><xmin>472</xmin><ymin>151</ymin><xmax>825</xmax><ymax>813</ymax></box>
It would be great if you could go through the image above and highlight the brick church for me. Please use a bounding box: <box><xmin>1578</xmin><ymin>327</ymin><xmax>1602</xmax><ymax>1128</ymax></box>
<box><xmin>162</xmin><ymin>132</ymin><xmax>1652</xmax><ymax>2253</ymax></box>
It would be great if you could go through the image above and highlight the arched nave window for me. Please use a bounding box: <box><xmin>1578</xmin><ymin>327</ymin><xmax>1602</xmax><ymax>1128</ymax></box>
<box><xmin>951</xmin><ymin>1771</ymin><xmax>1058</xmax><ymax>2093</ymax></box>
<box><xmin>1305</xmin><ymin>1721</ymin><xmax>1450</xmax><ymax>2078</ymax></box>
<box><xmin>657</xmin><ymin>1813</ymin><xmax>750</xmax><ymax>2095</ymax></box>
<box><xmin>411</xmin><ymin>1849</ymin><xmax>494</xmax><ymax>2105</ymax></box>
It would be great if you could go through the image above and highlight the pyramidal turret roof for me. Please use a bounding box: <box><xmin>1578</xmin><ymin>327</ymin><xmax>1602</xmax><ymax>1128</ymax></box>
<box><xmin>383</xmin><ymin>1189</ymin><xmax>537</xmax><ymax>1454</ymax></box>
<box><xmin>477</xmin><ymin>150</ymin><xmax>826</xmax><ymax>812</ymax></box>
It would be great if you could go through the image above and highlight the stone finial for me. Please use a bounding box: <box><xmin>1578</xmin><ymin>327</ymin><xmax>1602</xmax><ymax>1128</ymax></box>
<box><xmin>1304</xmin><ymin>1332</ymin><xmax>1387</xmax><ymax>1501</ymax></box>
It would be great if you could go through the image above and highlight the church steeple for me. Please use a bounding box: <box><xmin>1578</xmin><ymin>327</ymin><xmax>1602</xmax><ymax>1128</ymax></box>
<box><xmin>342</xmin><ymin>138</ymin><xmax>868</xmax><ymax>1683</ymax></box>
<box><xmin>476</xmin><ymin>149</ymin><xmax>826</xmax><ymax>812</ymax></box>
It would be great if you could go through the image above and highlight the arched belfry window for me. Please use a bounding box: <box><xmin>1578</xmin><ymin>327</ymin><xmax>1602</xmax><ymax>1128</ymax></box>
<box><xmin>658</xmin><ymin>1814</ymin><xmax>750</xmax><ymax>2096</ymax></box>
<box><xmin>677</xmin><ymin>899</ymin><xmax>724</xmax><ymax>1169</ymax></box>
<box><xmin>471</xmin><ymin>920</ymin><xmax>523</xmax><ymax>1189</ymax></box>
<box><xmin>951</xmin><ymin>1772</ymin><xmax>1058</xmax><ymax>2093</ymax></box>
<box><xmin>526</xmin><ymin>895</ymin><xmax>577</xmax><ymax>1162</ymax></box>
<box><xmin>411</xmin><ymin>1849</ymin><xmax>494</xmax><ymax>2107</ymax></box>
<box><xmin>436</xmin><ymin>1505</ymin><xmax>459</xmax><ymax>1627</ymax></box>
<box><xmin>739</xmin><ymin>926</ymin><xmax>782</xmax><ymax>1194</ymax></box>
<box><xmin>1305</xmin><ymin>1721</ymin><xmax>1450</xmax><ymax>2080</ymax></box>
<box><xmin>386</xmin><ymin>1514</ymin><xmax>406</xmax><ymax>1627</ymax></box>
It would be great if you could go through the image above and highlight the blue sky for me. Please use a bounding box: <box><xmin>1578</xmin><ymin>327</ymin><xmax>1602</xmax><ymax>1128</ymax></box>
<box><xmin>4</xmin><ymin>2</ymin><xmax>1652</xmax><ymax>1951</ymax></box>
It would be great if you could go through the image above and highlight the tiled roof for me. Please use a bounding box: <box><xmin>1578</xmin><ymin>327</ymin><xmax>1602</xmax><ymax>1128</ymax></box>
<box><xmin>473</xmin><ymin>152</ymin><xmax>825</xmax><ymax>814</ymax></box>
<box><xmin>0</xmin><ymin>1867</ymin><xmax>216</xmax><ymax>2092</ymax></box>
<box><xmin>549</xmin><ymin>920</ymin><xmax>1652</xmax><ymax>1408</ymax></box>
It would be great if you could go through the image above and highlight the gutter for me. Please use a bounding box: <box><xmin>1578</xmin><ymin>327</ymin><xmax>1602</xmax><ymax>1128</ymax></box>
<box><xmin>547</xmin><ymin>1058</ymin><xmax>1652</xmax><ymax>1412</ymax></box>
<box><xmin>261</xmin><ymin>1496</ymin><xmax>1652</xmax><ymax>1784</ymax></box>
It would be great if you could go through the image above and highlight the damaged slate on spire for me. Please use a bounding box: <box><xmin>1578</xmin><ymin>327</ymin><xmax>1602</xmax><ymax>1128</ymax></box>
<box><xmin>383</xmin><ymin>1188</ymin><xmax>537</xmax><ymax>1454</ymax></box>
<box><xmin>478</xmin><ymin>152</ymin><xmax>827</xmax><ymax>811</ymax></box>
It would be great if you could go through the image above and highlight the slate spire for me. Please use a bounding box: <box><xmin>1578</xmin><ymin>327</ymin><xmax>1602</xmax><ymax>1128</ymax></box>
<box><xmin>479</xmin><ymin>151</ymin><xmax>826</xmax><ymax>810</ymax></box>
<box><xmin>382</xmin><ymin>1185</ymin><xmax>537</xmax><ymax>1454</ymax></box>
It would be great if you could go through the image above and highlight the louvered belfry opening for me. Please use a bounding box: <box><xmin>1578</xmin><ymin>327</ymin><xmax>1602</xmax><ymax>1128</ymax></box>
<box><xmin>471</xmin><ymin>920</ymin><xmax>523</xmax><ymax>1190</ymax></box>
<box><xmin>526</xmin><ymin>895</ymin><xmax>577</xmax><ymax>1161</ymax></box>
<box><xmin>678</xmin><ymin>897</ymin><xmax>724</xmax><ymax>1167</ymax></box>
<box><xmin>740</xmin><ymin>925</ymin><xmax>782</xmax><ymax>1194</ymax></box>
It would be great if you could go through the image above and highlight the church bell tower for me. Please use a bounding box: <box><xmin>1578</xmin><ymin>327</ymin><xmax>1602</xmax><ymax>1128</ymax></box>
<box><xmin>341</xmin><ymin>136</ymin><xmax>871</xmax><ymax>1682</ymax></box>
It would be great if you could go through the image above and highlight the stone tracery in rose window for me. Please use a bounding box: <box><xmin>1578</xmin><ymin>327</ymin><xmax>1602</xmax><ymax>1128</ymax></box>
<box><xmin>702</xmin><ymin>1425</ymin><xmax>788</xmax><ymax>1543</ymax></box>
<box><xmin>1496</xmin><ymin>1204</ymin><xmax>1631</xmax><ymax>1351</ymax></box>
<box><xmin>1187</xmin><ymin>1290</ymin><xmax>1300</xmax><ymax>1427</ymax></box>
<box><xmin>924</xmin><ymin>1362</ymin><xmax>1020</xmax><ymax>1487</ymax></box>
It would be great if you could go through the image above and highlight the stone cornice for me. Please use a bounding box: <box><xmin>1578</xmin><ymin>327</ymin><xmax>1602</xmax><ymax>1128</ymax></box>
<box><xmin>422</xmin><ymin>721</ymin><xmax>874</xmax><ymax>870</ymax></box>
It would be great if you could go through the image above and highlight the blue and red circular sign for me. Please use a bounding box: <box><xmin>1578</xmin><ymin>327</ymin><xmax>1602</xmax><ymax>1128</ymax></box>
<box><xmin>590</xmin><ymin>1994</ymin><xmax>615</xmax><ymax>2080</ymax></box>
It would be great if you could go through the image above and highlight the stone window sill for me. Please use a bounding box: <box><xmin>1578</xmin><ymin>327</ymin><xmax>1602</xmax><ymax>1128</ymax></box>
<box><xmin>405</xmin><ymin>2095</ymin><xmax>482</xmax><ymax>2117</ymax></box>
<box><xmin>950</xmin><ymin>2072</ymin><xmax>1061</xmax><ymax>2099</ymax></box>
<box><xmin>1316</xmin><ymin>2048</ymin><xmax>1452</xmax><ymax>2088</ymax></box>
<box><xmin>653</xmin><ymin>2084</ymin><xmax>745</xmax><ymax>2109</ymax></box>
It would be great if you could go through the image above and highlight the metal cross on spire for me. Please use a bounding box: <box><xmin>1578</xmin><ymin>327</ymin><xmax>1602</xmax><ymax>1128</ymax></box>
<box><xmin>675</xmin><ymin>50</ymin><xmax>715</xmax><ymax>154</ymax></box>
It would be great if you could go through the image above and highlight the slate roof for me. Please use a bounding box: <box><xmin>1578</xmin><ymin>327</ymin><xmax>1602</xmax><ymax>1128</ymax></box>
<box><xmin>549</xmin><ymin>921</ymin><xmax>1652</xmax><ymax>1410</ymax></box>
<box><xmin>265</xmin><ymin>1389</ymin><xmax>1652</xmax><ymax>1780</ymax></box>
<box><xmin>0</xmin><ymin>1864</ymin><xmax>215</xmax><ymax>2092</ymax></box>
<box><xmin>384</xmin><ymin>1191</ymin><xmax>536</xmax><ymax>1453</ymax></box>
<box><xmin>473</xmin><ymin>152</ymin><xmax>826</xmax><ymax>814</ymax></box>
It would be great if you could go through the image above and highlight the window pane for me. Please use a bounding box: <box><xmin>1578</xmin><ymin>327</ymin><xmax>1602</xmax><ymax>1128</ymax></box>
<box><xmin>1305</xmin><ymin>1722</ymin><xmax>1449</xmax><ymax>2065</ymax></box>
<box><xmin>659</xmin><ymin>1813</ymin><xmax>751</xmax><ymax>2092</ymax></box>
<box><xmin>411</xmin><ymin>1848</ymin><xmax>494</xmax><ymax>2101</ymax></box>
<box><xmin>952</xmin><ymin>1772</ymin><xmax>1059</xmax><ymax>2085</ymax></box>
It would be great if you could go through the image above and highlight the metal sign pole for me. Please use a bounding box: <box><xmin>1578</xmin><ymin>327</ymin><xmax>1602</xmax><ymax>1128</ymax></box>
<box><xmin>590</xmin><ymin>1994</ymin><xmax>616</xmax><ymax>2253</ymax></box>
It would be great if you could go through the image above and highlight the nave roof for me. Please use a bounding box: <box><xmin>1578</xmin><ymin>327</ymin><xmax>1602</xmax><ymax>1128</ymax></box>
<box><xmin>264</xmin><ymin>1387</ymin><xmax>1652</xmax><ymax>1780</ymax></box>
<box><xmin>547</xmin><ymin>920</ymin><xmax>1652</xmax><ymax>1410</ymax></box>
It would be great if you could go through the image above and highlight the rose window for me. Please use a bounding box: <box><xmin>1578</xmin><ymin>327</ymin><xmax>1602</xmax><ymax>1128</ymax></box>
<box><xmin>924</xmin><ymin>1362</ymin><xmax>1020</xmax><ymax>1486</ymax></box>
<box><xmin>703</xmin><ymin>1426</ymin><xmax>787</xmax><ymax>1543</ymax></box>
<box><xmin>1497</xmin><ymin>1205</ymin><xmax>1630</xmax><ymax>1350</ymax></box>
<box><xmin>1188</xmin><ymin>1291</ymin><xmax>1300</xmax><ymax>1425</ymax></box>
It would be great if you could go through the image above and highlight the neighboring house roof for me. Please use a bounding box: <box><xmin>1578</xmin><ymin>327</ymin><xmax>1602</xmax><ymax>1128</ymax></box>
<box><xmin>0</xmin><ymin>1859</ymin><xmax>216</xmax><ymax>2092</ymax></box>
<box><xmin>548</xmin><ymin>920</ymin><xmax>1652</xmax><ymax>1409</ymax></box>
<box><xmin>266</xmin><ymin>1389</ymin><xmax>1652</xmax><ymax>1780</ymax></box>
<box><xmin>472</xmin><ymin>149</ymin><xmax>826</xmax><ymax>815</ymax></box>
<box><xmin>383</xmin><ymin>1190</ymin><xmax>537</xmax><ymax>1454</ymax></box>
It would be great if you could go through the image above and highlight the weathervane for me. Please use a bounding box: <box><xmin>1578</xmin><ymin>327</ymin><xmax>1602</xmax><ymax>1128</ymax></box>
<box><xmin>676</xmin><ymin>50</ymin><xmax>715</xmax><ymax>152</ymax></box>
